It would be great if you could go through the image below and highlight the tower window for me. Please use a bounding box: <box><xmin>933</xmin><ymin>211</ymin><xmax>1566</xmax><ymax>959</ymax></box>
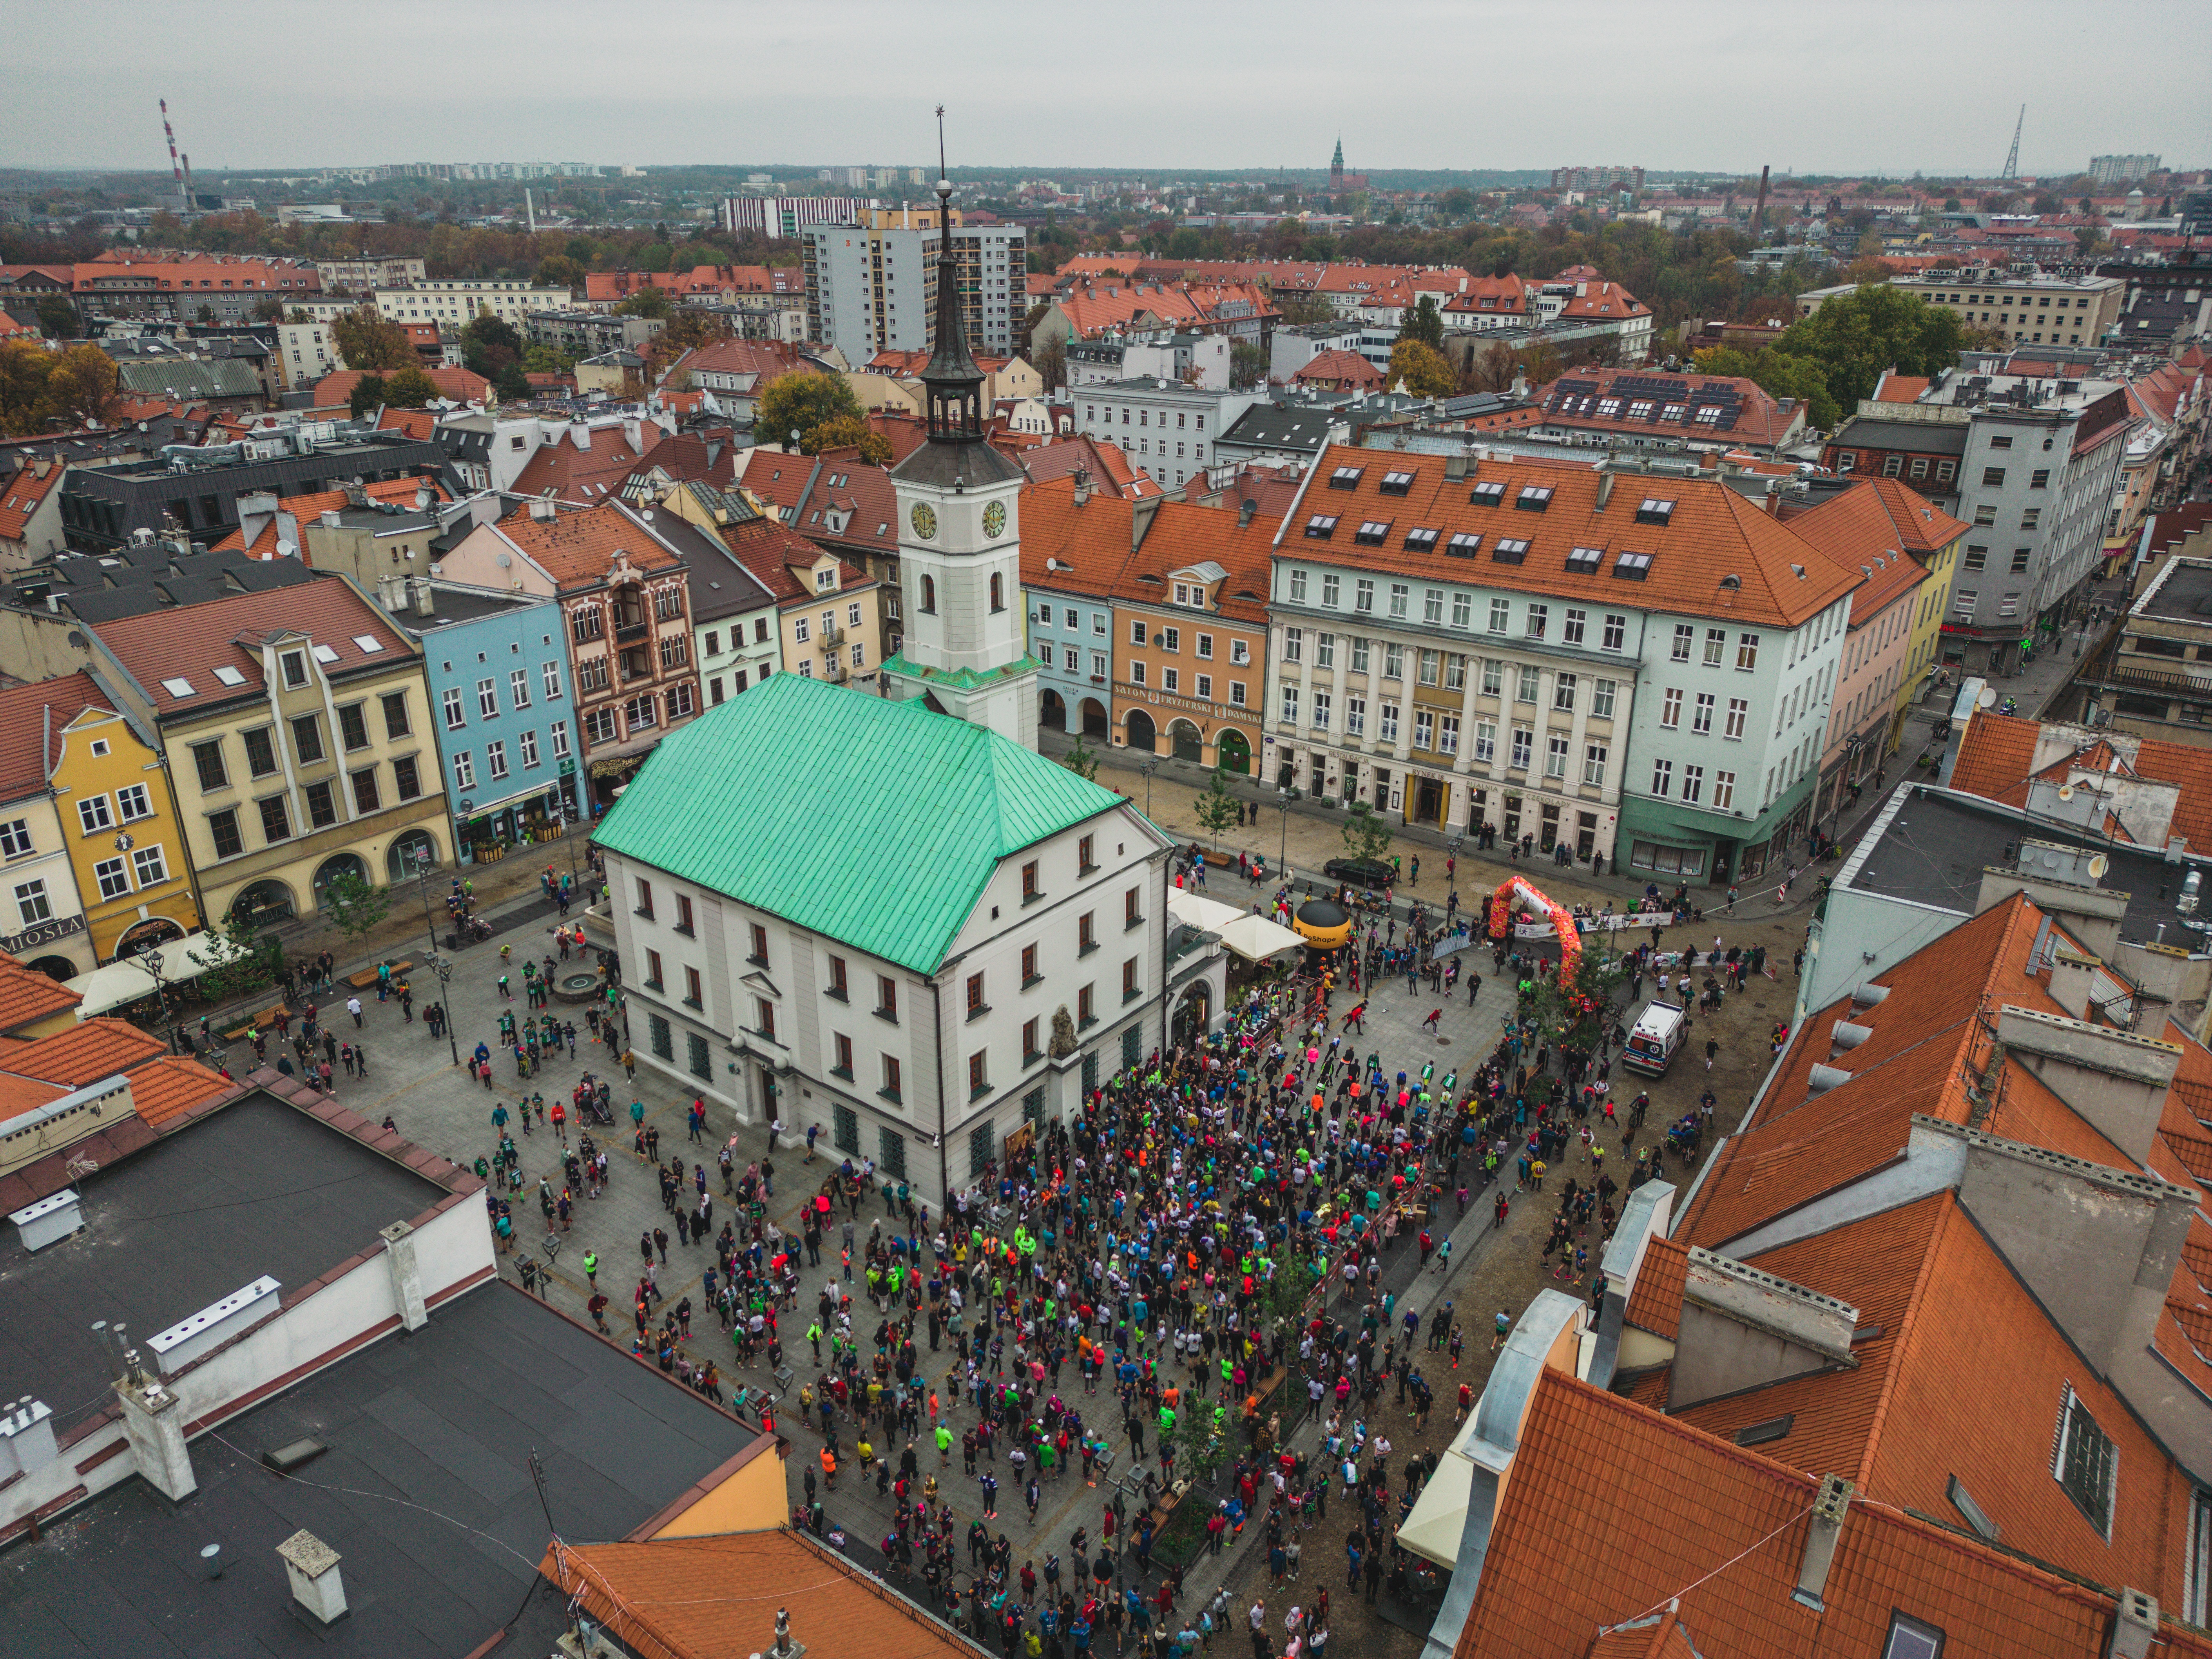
<box><xmin>990</xmin><ymin>572</ymin><xmax>1005</xmax><ymax>612</ymax></box>
<box><xmin>920</xmin><ymin>575</ymin><xmax>937</xmax><ymax>614</ymax></box>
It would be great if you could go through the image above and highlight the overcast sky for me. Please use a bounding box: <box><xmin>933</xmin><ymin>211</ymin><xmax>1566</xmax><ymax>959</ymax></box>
<box><xmin>12</xmin><ymin>0</ymin><xmax>2202</xmax><ymax>180</ymax></box>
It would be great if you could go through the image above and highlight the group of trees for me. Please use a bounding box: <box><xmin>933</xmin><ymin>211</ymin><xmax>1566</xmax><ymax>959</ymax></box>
<box><xmin>752</xmin><ymin>372</ymin><xmax>891</xmax><ymax>463</ymax></box>
<box><xmin>0</xmin><ymin>339</ymin><xmax>119</xmax><ymax>436</ymax></box>
<box><xmin>1691</xmin><ymin>281</ymin><xmax>2001</xmax><ymax>433</ymax></box>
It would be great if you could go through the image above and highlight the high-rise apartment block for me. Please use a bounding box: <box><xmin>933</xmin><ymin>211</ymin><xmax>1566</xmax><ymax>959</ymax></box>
<box><xmin>717</xmin><ymin>196</ymin><xmax>864</xmax><ymax>240</ymax></box>
<box><xmin>1550</xmin><ymin>166</ymin><xmax>1644</xmax><ymax>193</ymax></box>
<box><xmin>801</xmin><ymin>208</ymin><xmax>1026</xmax><ymax>359</ymax></box>
<box><xmin>2088</xmin><ymin>153</ymin><xmax>2161</xmax><ymax>187</ymax></box>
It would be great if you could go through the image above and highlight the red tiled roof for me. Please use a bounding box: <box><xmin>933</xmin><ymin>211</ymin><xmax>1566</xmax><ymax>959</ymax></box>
<box><xmin>1014</xmin><ymin>436</ymin><xmax>1161</xmax><ymax>501</ymax></box>
<box><xmin>1789</xmin><ymin>475</ymin><xmax>1969</xmax><ymax>559</ymax></box>
<box><xmin>496</xmin><ymin>498</ymin><xmax>681</xmax><ymax>589</ymax></box>
<box><xmin>1536</xmin><ymin>366</ymin><xmax>1802</xmax><ymax>449</ymax></box>
<box><xmin>713</xmin><ymin>514</ymin><xmax>866</xmax><ymax>607</ymax></box>
<box><xmin>0</xmin><ymin>671</ymin><xmax>109</xmax><ymax>802</ymax></box>
<box><xmin>0</xmin><ymin>458</ymin><xmax>63</xmax><ymax>543</ymax></box>
<box><xmin>313</xmin><ymin>365</ymin><xmax>490</xmax><ymax>408</ymax></box>
<box><xmin>0</xmin><ymin>951</ymin><xmax>82</xmax><ymax>1034</ymax></box>
<box><xmin>1457</xmin><ymin>1366</ymin><xmax>2212</xmax><ymax>1659</ymax></box>
<box><xmin>125</xmin><ymin>1053</ymin><xmax>234</xmax><ymax>1127</ymax></box>
<box><xmin>510</xmin><ymin>427</ymin><xmax>653</xmax><ymax>504</ymax></box>
<box><xmin>89</xmin><ymin>578</ymin><xmax>413</xmax><ymax>718</ymax></box>
<box><xmin>1291</xmin><ymin>445</ymin><xmax>1860</xmax><ymax>631</ymax></box>
<box><xmin>1621</xmin><ymin>1233</ymin><xmax>1687</xmax><ymax>1340</ymax></box>
<box><xmin>1293</xmin><ymin>350</ymin><xmax>1385</xmax><ymax>391</ymax></box>
<box><xmin>0</xmin><ymin>1016</ymin><xmax>165</xmax><ymax>1086</ymax></box>
<box><xmin>211</xmin><ymin>475</ymin><xmax>447</xmax><ymax>555</ymax></box>
<box><xmin>543</xmin><ymin>1528</ymin><xmax>979</xmax><ymax>1659</ymax></box>
<box><xmin>1949</xmin><ymin>708</ymin><xmax>2212</xmax><ymax>855</ymax></box>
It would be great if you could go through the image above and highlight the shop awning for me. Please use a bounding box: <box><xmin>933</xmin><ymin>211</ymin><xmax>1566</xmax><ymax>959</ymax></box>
<box><xmin>1397</xmin><ymin>1394</ymin><xmax>1488</xmax><ymax>1568</ymax></box>
<box><xmin>73</xmin><ymin>930</ymin><xmax>254</xmax><ymax>1020</ymax></box>
<box><xmin>1215</xmin><ymin>912</ymin><xmax>1304</xmax><ymax>961</ymax></box>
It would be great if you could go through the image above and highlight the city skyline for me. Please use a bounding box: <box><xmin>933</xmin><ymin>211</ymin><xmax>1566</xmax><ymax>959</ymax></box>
<box><xmin>7</xmin><ymin>0</ymin><xmax>2201</xmax><ymax>179</ymax></box>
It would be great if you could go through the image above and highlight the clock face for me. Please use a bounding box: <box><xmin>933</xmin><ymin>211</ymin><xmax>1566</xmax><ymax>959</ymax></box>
<box><xmin>910</xmin><ymin>502</ymin><xmax>937</xmax><ymax>540</ymax></box>
<box><xmin>982</xmin><ymin>501</ymin><xmax>1007</xmax><ymax>538</ymax></box>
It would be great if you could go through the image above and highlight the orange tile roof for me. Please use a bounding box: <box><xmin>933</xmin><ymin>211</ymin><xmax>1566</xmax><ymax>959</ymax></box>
<box><xmin>542</xmin><ymin>1530</ymin><xmax>980</xmax><ymax>1659</ymax></box>
<box><xmin>497</xmin><ymin>498</ymin><xmax>681</xmax><ymax>589</ymax></box>
<box><xmin>1293</xmin><ymin>350</ymin><xmax>1385</xmax><ymax>391</ymax></box>
<box><xmin>1</xmin><ymin>1016</ymin><xmax>165</xmax><ymax>1086</ymax></box>
<box><xmin>713</xmin><ymin>515</ymin><xmax>865</xmax><ymax>607</ymax></box>
<box><xmin>313</xmin><ymin>365</ymin><xmax>489</xmax><ymax>408</ymax></box>
<box><xmin>89</xmin><ymin>577</ymin><xmax>414</xmax><ymax>718</ymax></box>
<box><xmin>1458</xmin><ymin>1366</ymin><xmax>2212</xmax><ymax>1659</ymax></box>
<box><xmin>210</xmin><ymin>474</ymin><xmax>449</xmax><ymax>555</ymax></box>
<box><xmin>1872</xmin><ymin>371</ymin><xmax>1932</xmax><ymax>403</ymax></box>
<box><xmin>375</xmin><ymin>407</ymin><xmax>439</xmax><ymax>442</ymax></box>
<box><xmin>1787</xmin><ymin>477</ymin><xmax>1968</xmax><ymax>580</ymax></box>
<box><xmin>1536</xmin><ymin>366</ymin><xmax>1800</xmax><ymax>449</ymax></box>
<box><xmin>1620</xmin><ymin>1233</ymin><xmax>1687</xmax><ymax>1340</ymax></box>
<box><xmin>1291</xmin><ymin>445</ymin><xmax>1861</xmax><ymax>631</ymax></box>
<box><xmin>1678</xmin><ymin>896</ymin><xmax>2127</xmax><ymax>1250</ymax></box>
<box><xmin>0</xmin><ymin>458</ymin><xmax>63</xmax><ymax>543</ymax></box>
<box><xmin>0</xmin><ymin>671</ymin><xmax>109</xmax><ymax>801</ymax></box>
<box><xmin>125</xmin><ymin>1053</ymin><xmax>233</xmax><ymax>1127</ymax></box>
<box><xmin>511</xmin><ymin>427</ymin><xmax>655</xmax><ymax>504</ymax></box>
<box><xmin>0</xmin><ymin>951</ymin><xmax>82</xmax><ymax>1034</ymax></box>
<box><xmin>0</xmin><ymin>1070</ymin><xmax>67</xmax><ymax>1125</ymax></box>
<box><xmin>1948</xmin><ymin>709</ymin><xmax>2212</xmax><ymax>855</ymax></box>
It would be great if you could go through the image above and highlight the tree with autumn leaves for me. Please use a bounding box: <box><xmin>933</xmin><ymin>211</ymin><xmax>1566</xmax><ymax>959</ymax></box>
<box><xmin>0</xmin><ymin>340</ymin><xmax>120</xmax><ymax>436</ymax></box>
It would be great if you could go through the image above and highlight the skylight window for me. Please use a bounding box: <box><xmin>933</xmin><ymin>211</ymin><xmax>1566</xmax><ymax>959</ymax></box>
<box><xmin>1515</xmin><ymin>486</ymin><xmax>1553</xmax><ymax>511</ymax></box>
<box><xmin>1627</xmin><ymin>400</ymin><xmax>1655</xmax><ymax>420</ymax></box>
<box><xmin>1379</xmin><ymin>470</ymin><xmax>1415</xmax><ymax>496</ymax></box>
<box><xmin>159</xmin><ymin>677</ymin><xmax>196</xmax><ymax>699</ymax></box>
<box><xmin>1564</xmin><ymin>547</ymin><xmax>1603</xmax><ymax>574</ymax></box>
<box><xmin>1326</xmin><ymin>465</ymin><xmax>1364</xmax><ymax>490</ymax></box>
<box><xmin>1881</xmin><ymin>1614</ymin><xmax>1945</xmax><ymax>1659</ymax></box>
<box><xmin>1613</xmin><ymin>551</ymin><xmax>1653</xmax><ymax>580</ymax></box>
<box><xmin>352</xmin><ymin>634</ymin><xmax>385</xmax><ymax>653</ymax></box>
<box><xmin>212</xmin><ymin>665</ymin><xmax>247</xmax><ymax>686</ymax></box>
<box><xmin>1693</xmin><ymin>405</ymin><xmax>1724</xmax><ymax>425</ymax></box>
<box><xmin>1353</xmin><ymin>521</ymin><xmax>1391</xmax><ymax>546</ymax></box>
<box><xmin>1596</xmin><ymin>397</ymin><xmax>1622</xmax><ymax>417</ymax></box>
<box><xmin>1303</xmin><ymin>514</ymin><xmax>1339</xmax><ymax>540</ymax></box>
<box><xmin>311</xmin><ymin>644</ymin><xmax>340</xmax><ymax>663</ymax></box>
<box><xmin>1661</xmin><ymin>403</ymin><xmax>1686</xmax><ymax>421</ymax></box>
<box><xmin>1445</xmin><ymin>532</ymin><xmax>1481</xmax><ymax>558</ymax></box>
<box><xmin>1491</xmin><ymin>538</ymin><xmax>1529</xmax><ymax>565</ymax></box>
<box><xmin>1635</xmin><ymin>498</ymin><xmax>1676</xmax><ymax>525</ymax></box>
<box><xmin>1470</xmin><ymin>481</ymin><xmax>1505</xmax><ymax>505</ymax></box>
<box><xmin>1404</xmin><ymin>527</ymin><xmax>1439</xmax><ymax>552</ymax></box>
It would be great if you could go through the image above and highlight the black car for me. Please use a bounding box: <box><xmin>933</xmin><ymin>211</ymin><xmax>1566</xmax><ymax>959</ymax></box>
<box><xmin>1323</xmin><ymin>857</ymin><xmax>1395</xmax><ymax>890</ymax></box>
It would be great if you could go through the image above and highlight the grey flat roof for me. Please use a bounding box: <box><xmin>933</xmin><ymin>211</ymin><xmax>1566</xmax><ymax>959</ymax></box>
<box><xmin>397</xmin><ymin>585</ymin><xmax>555</xmax><ymax>632</ymax></box>
<box><xmin>1831</xmin><ymin>417</ymin><xmax>1969</xmax><ymax>455</ymax></box>
<box><xmin>2135</xmin><ymin>559</ymin><xmax>2212</xmax><ymax>626</ymax></box>
<box><xmin>0</xmin><ymin>1092</ymin><xmax>447</xmax><ymax>1422</ymax></box>
<box><xmin>0</xmin><ymin>1282</ymin><xmax>756</xmax><ymax>1659</ymax></box>
<box><xmin>1848</xmin><ymin>787</ymin><xmax>2212</xmax><ymax>948</ymax></box>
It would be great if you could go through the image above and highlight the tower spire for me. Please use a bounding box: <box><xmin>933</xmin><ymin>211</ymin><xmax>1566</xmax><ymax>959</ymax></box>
<box><xmin>920</xmin><ymin>105</ymin><xmax>984</xmax><ymax>446</ymax></box>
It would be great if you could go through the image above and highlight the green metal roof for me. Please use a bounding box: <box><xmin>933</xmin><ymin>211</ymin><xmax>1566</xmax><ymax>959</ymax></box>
<box><xmin>593</xmin><ymin>673</ymin><xmax>1131</xmax><ymax>976</ymax></box>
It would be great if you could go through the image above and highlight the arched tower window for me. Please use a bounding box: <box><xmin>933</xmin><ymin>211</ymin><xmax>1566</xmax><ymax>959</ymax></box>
<box><xmin>989</xmin><ymin>573</ymin><xmax>1004</xmax><ymax>613</ymax></box>
<box><xmin>920</xmin><ymin>574</ymin><xmax>937</xmax><ymax>614</ymax></box>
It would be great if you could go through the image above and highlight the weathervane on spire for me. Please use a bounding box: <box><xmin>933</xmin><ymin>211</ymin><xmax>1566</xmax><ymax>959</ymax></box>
<box><xmin>935</xmin><ymin>105</ymin><xmax>947</xmax><ymax>187</ymax></box>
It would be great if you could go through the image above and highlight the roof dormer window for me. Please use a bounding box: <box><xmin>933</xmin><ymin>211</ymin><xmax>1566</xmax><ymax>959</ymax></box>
<box><xmin>1327</xmin><ymin>465</ymin><xmax>1364</xmax><ymax>490</ymax></box>
<box><xmin>1613</xmin><ymin>551</ymin><xmax>1653</xmax><ymax>580</ymax></box>
<box><xmin>1470</xmin><ymin>481</ymin><xmax>1505</xmax><ymax>506</ymax></box>
<box><xmin>1491</xmin><ymin>538</ymin><xmax>1529</xmax><ymax>565</ymax></box>
<box><xmin>1379</xmin><ymin>469</ymin><xmax>1414</xmax><ymax>496</ymax></box>
<box><xmin>1404</xmin><ymin>527</ymin><xmax>1439</xmax><ymax>552</ymax></box>
<box><xmin>1515</xmin><ymin>486</ymin><xmax>1553</xmax><ymax>511</ymax></box>
<box><xmin>1564</xmin><ymin>547</ymin><xmax>1603</xmax><ymax>574</ymax></box>
<box><xmin>1353</xmin><ymin>521</ymin><xmax>1391</xmax><ymax>546</ymax></box>
<box><xmin>1303</xmin><ymin>514</ymin><xmax>1338</xmax><ymax>540</ymax></box>
<box><xmin>1635</xmin><ymin>498</ymin><xmax>1676</xmax><ymax>525</ymax></box>
<box><xmin>1445</xmin><ymin>532</ymin><xmax>1480</xmax><ymax>558</ymax></box>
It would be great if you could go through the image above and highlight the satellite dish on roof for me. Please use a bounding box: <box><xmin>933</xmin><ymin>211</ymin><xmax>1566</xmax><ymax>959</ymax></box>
<box><xmin>1976</xmin><ymin>687</ymin><xmax>1998</xmax><ymax>709</ymax></box>
<box><xmin>2057</xmin><ymin>784</ymin><xmax>2075</xmax><ymax>801</ymax></box>
<box><xmin>2088</xmin><ymin>854</ymin><xmax>2110</xmax><ymax>879</ymax></box>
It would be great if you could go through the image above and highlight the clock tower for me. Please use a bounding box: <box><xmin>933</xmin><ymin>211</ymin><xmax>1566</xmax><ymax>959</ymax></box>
<box><xmin>882</xmin><ymin>160</ymin><xmax>1039</xmax><ymax>748</ymax></box>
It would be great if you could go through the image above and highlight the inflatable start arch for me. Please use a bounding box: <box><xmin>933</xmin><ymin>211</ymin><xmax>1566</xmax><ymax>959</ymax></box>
<box><xmin>1487</xmin><ymin>876</ymin><xmax>1582</xmax><ymax>981</ymax></box>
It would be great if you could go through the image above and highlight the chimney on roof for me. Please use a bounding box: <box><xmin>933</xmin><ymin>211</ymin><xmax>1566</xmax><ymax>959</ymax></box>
<box><xmin>1132</xmin><ymin>494</ymin><xmax>1165</xmax><ymax>552</ymax></box>
<box><xmin>1668</xmin><ymin>1248</ymin><xmax>1858</xmax><ymax>1413</ymax></box>
<box><xmin>529</xmin><ymin>497</ymin><xmax>557</xmax><ymax>522</ymax></box>
<box><xmin>278</xmin><ymin>1530</ymin><xmax>348</xmax><ymax>1627</ymax></box>
<box><xmin>1072</xmin><ymin>465</ymin><xmax>1092</xmax><ymax>506</ymax></box>
<box><xmin>1595</xmin><ymin>470</ymin><xmax>1615</xmax><ymax>509</ymax></box>
<box><xmin>2109</xmin><ymin>1590</ymin><xmax>2159</xmax><ymax>1659</ymax></box>
<box><xmin>1791</xmin><ymin>1475</ymin><xmax>1855</xmax><ymax>1611</ymax></box>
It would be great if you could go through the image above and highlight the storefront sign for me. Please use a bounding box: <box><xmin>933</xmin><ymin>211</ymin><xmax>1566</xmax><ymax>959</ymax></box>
<box><xmin>0</xmin><ymin>913</ymin><xmax>86</xmax><ymax>956</ymax></box>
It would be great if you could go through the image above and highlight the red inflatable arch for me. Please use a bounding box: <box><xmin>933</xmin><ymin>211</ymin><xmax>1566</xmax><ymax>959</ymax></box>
<box><xmin>1487</xmin><ymin>875</ymin><xmax>1582</xmax><ymax>981</ymax></box>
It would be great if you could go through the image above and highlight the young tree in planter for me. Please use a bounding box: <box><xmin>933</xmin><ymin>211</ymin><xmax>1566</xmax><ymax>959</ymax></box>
<box><xmin>1193</xmin><ymin>764</ymin><xmax>1243</xmax><ymax>840</ymax></box>
<box><xmin>322</xmin><ymin>871</ymin><xmax>391</xmax><ymax>942</ymax></box>
<box><xmin>1522</xmin><ymin>933</ymin><xmax>1628</xmax><ymax>1060</ymax></box>
<box><xmin>1059</xmin><ymin>735</ymin><xmax>1100</xmax><ymax>782</ymax></box>
<box><xmin>1341</xmin><ymin>800</ymin><xmax>1393</xmax><ymax>866</ymax></box>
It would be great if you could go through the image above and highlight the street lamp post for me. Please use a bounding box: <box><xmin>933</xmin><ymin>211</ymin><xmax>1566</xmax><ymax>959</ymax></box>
<box><xmin>410</xmin><ymin>847</ymin><xmax>460</xmax><ymax>1066</ymax></box>
<box><xmin>1140</xmin><ymin>756</ymin><xmax>1159</xmax><ymax>817</ymax></box>
<box><xmin>138</xmin><ymin>946</ymin><xmax>172</xmax><ymax>1035</ymax></box>
<box><xmin>1276</xmin><ymin>788</ymin><xmax>1295</xmax><ymax>878</ymax></box>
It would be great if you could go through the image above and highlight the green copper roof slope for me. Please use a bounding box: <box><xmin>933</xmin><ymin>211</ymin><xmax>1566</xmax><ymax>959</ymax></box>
<box><xmin>592</xmin><ymin>673</ymin><xmax>1129</xmax><ymax>976</ymax></box>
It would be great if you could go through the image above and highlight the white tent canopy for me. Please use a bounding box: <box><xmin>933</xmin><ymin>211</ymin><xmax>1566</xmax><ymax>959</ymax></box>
<box><xmin>1216</xmin><ymin>912</ymin><xmax>1304</xmax><ymax>961</ymax></box>
<box><xmin>1167</xmin><ymin>891</ymin><xmax>1245</xmax><ymax>933</ymax></box>
<box><xmin>73</xmin><ymin>929</ymin><xmax>253</xmax><ymax>1020</ymax></box>
<box><xmin>1397</xmin><ymin>1392</ymin><xmax>1489</xmax><ymax>1566</ymax></box>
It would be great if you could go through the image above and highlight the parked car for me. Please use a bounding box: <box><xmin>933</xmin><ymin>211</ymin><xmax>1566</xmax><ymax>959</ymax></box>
<box><xmin>1323</xmin><ymin>857</ymin><xmax>1395</xmax><ymax>889</ymax></box>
